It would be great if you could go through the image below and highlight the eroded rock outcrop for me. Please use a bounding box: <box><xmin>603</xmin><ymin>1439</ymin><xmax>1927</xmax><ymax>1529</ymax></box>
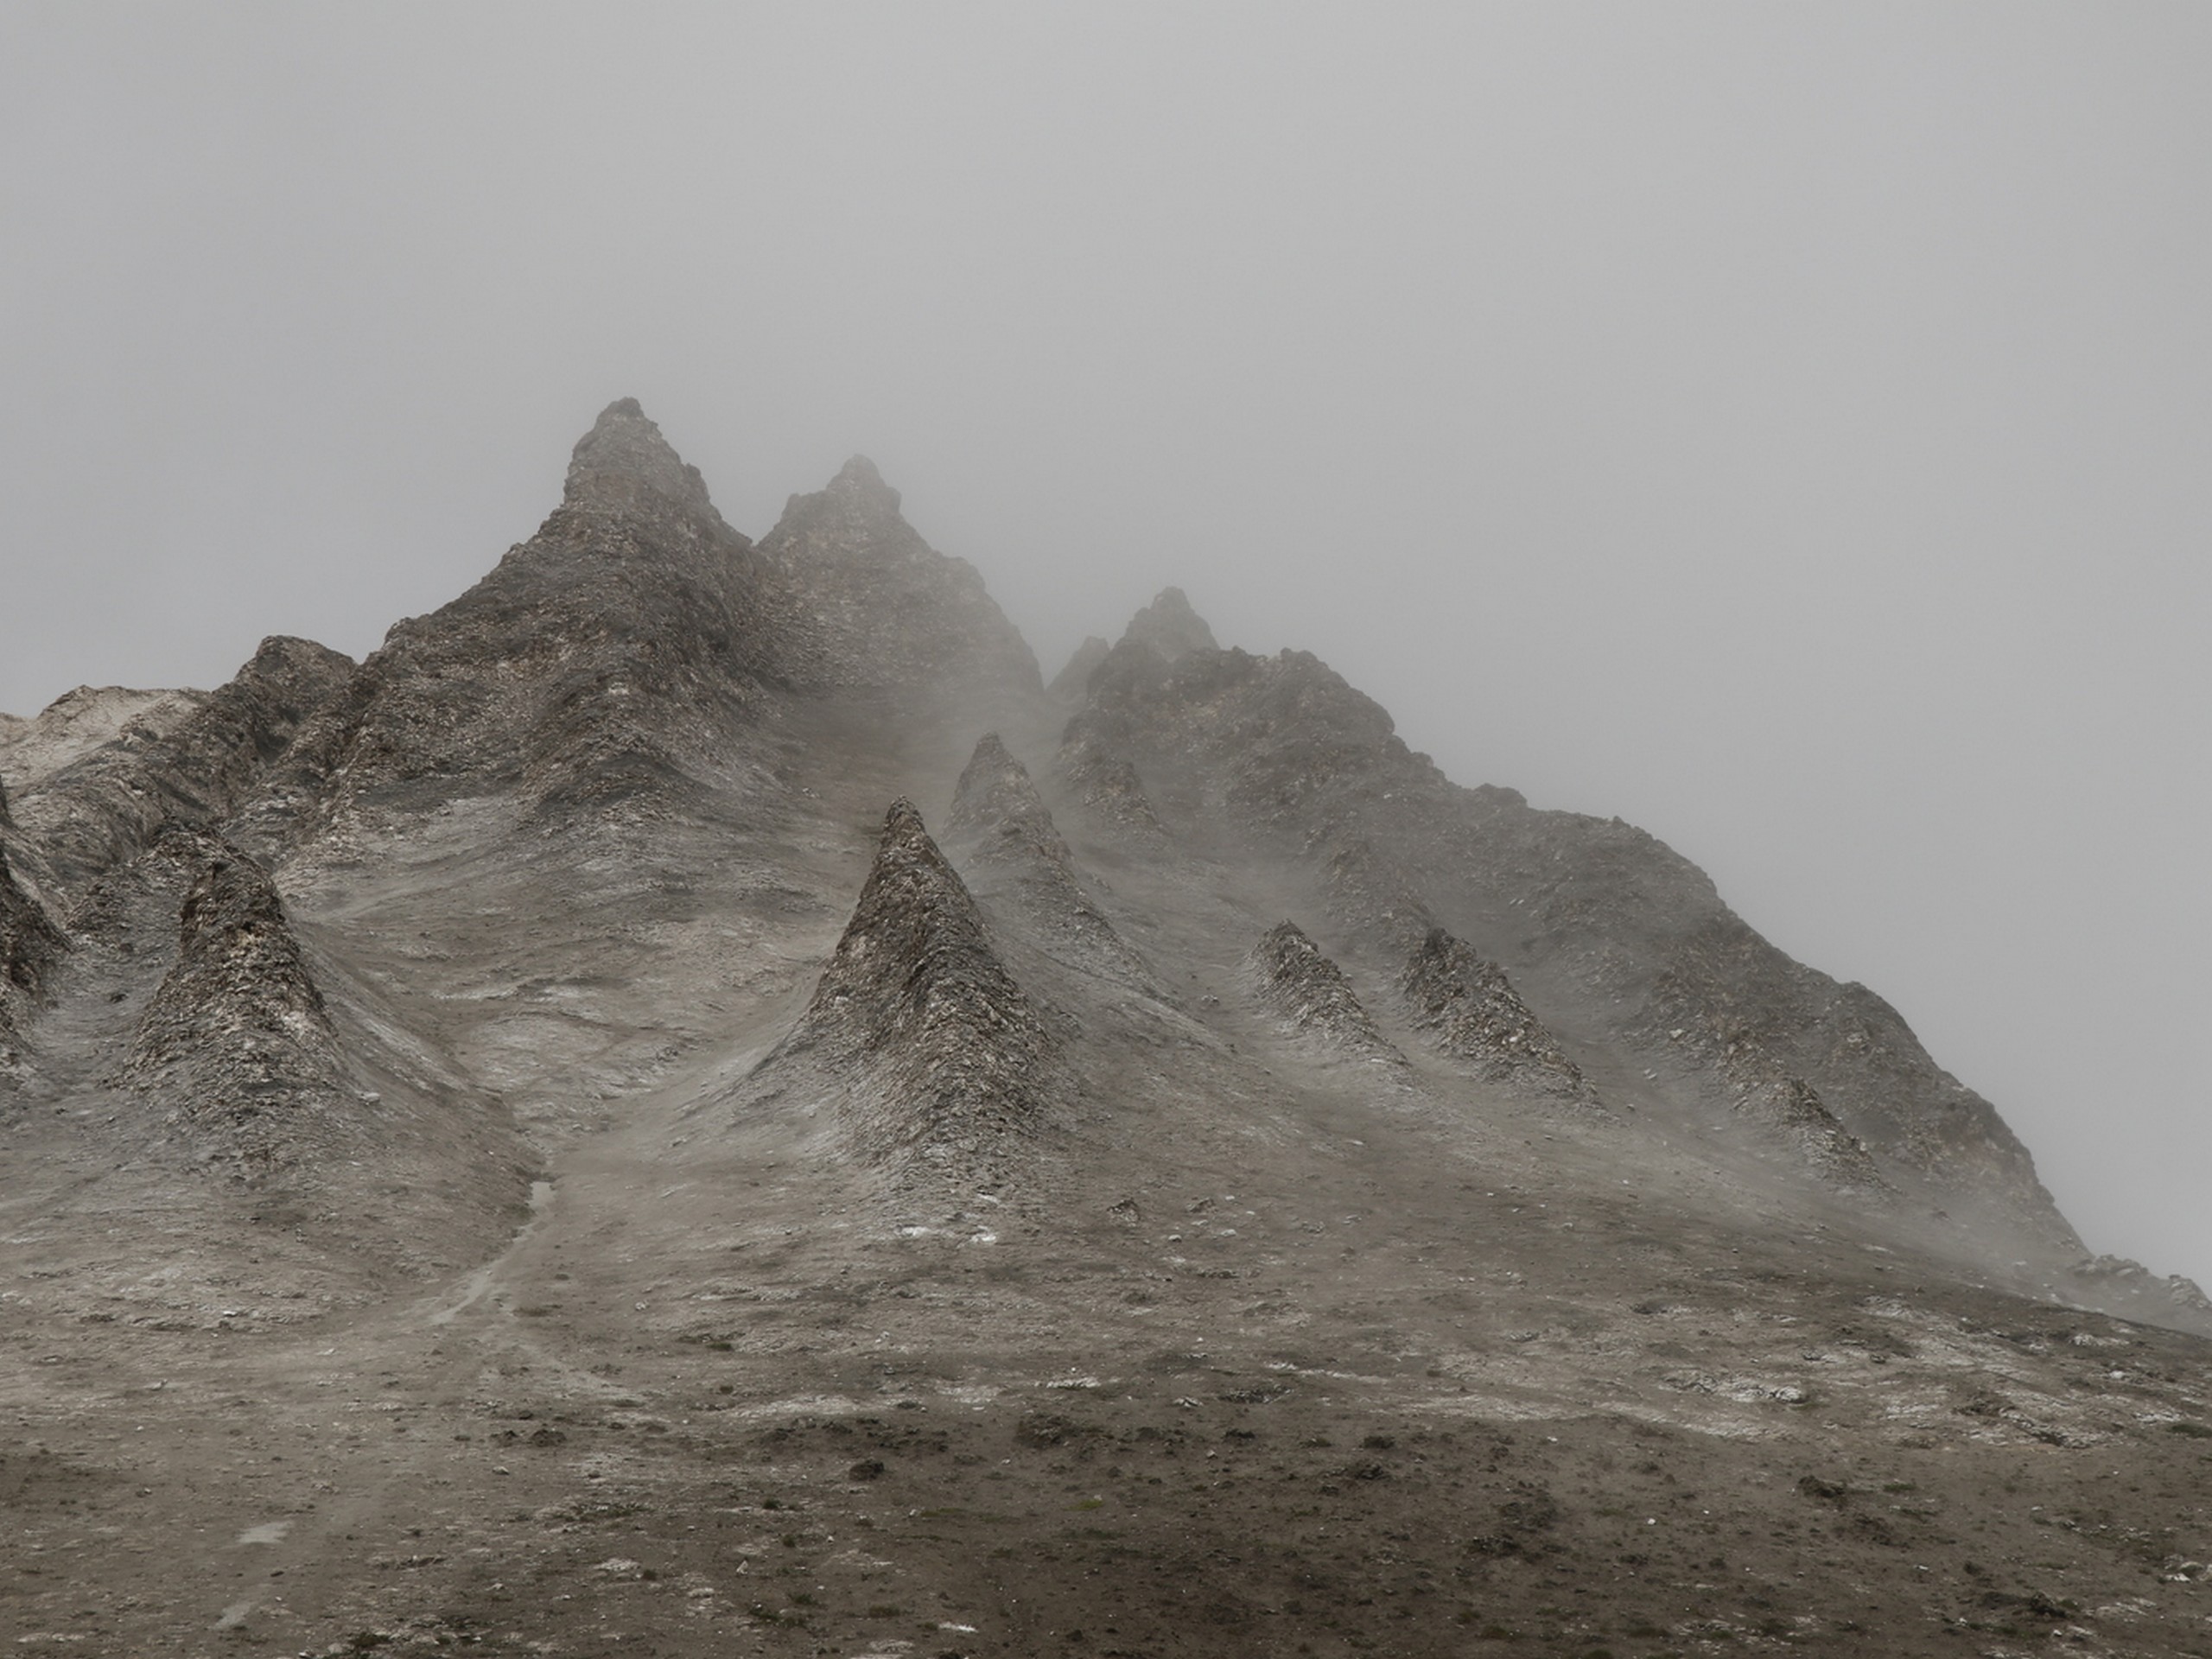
<box><xmin>1244</xmin><ymin>921</ymin><xmax>1404</xmax><ymax>1070</ymax></box>
<box><xmin>1730</xmin><ymin>1071</ymin><xmax>1888</xmax><ymax>1192</ymax></box>
<box><xmin>124</xmin><ymin>840</ymin><xmax>343</xmax><ymax>1173</ymax></box>
<box><xmin>13</xmin><ymin>637</ymin><xmax>353</xmax><ymax>890</ymax></box>
<box><xmin>769</xmin><ymin>799</ymin><xmax>1056</xmax><ymax>1173</ymax></box>
<box><xmin>1402</xmin><ymin>928</ymin><xmax>1592</xmax><ymax>1102</ymax></box>
<box><xmin>944</xmin><ymin>734</ymin><xmax>1153</xmax><ymax>988</ymax></box>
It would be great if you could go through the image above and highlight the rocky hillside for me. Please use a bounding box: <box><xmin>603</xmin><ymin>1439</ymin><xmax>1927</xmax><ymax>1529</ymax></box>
<box><xmin>1</xmin><ymin>400</ymin><xmax>2205</xmax><ymax>1658</ymax></box>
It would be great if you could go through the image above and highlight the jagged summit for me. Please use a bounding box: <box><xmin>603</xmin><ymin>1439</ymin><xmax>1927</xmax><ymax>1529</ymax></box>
<box><xmin>1119</xmin><ymin>586</ymin><xmax>1218</xmax><ymax>664</ymax></box>
<box><xmin>947</xmin><ymin>733</ymin><xmax>1060</xmax><ymax>858</ymax></box>
<box><xmin>770</xmin><ymin>798</ymin><xmax>1055</xmax><ymax>1172</ymax></box>
<box><xmin>763</xmin><ymin>454</ymin><xmax>910</xmax><ymax>559</ymax></box>
<box><xmin>756</xmin><ymin>459</ymin><xmax>1040</xmax><ymax>697</ymax></box>
<box><xmin>560</xmin><ymin>397</ymin><xmax>727</xmax><ymax>529</ymax></box>
<box><xmin>823</xmin><ymin>453</ymin><xmax>903</xmax><ymax>521</ymax></box>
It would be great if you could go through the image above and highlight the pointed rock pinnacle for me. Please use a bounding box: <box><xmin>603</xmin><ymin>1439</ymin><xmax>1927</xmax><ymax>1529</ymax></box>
<box><xmin>783</xmin><ymin>798</ymin><xmax>1055</xmax><ymax>1169</ymax></box>
<box><xmin>562</xmin><ymin>397</ymin><xmax>721</xmax><ymax>523</ymax></box>
<box><xmin>1120</xmin><ymin>587</ymin><xmax>1218</xmax><ymax>664</ymax></box>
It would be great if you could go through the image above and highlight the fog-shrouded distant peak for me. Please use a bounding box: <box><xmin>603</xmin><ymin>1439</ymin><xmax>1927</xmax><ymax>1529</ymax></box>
<box><xmin>560</xmin><ymin>397</ymin><xmax>723</xmax><ymax>527</ymax></box>
<box><xmin>1118</xmin><ymin>586</ymin><xmax>1218</xmax><ymax>664</ymax></box>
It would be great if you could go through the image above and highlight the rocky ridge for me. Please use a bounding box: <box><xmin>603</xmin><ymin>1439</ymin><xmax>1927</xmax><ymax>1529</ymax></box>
<box><xmin>1062</xmin><ymin>588</ymin><xmax>2069</xmax><ymax>1244</ymax></box>
<box><xmin>1046</xmin><ymin>634</ymin><xmax>1110</xmax><ymax>702</ymax></box>
<box><xmin>755</xmin><ymin>454</ymin><xmax>1041</xmax><ymax>702</ymax></box>
<box><xmin>9</xmin><ymin>636</ymin><xmax>352</xmax><ymax>893</ymax></box>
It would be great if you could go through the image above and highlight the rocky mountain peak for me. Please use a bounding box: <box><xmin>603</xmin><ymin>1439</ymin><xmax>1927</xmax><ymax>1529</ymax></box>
<box><xmin>824</xmin><ymin>454</ymin><xmax>902</xmax><ymax>518</ymax></box>
<box><xmin>764</xmin><ymin>454</ymin><xmax>917</xmax><ymax>563</ymax></box>
<box><xmin>1048</xmin><ymin>635</ymin><xmax>1111</xmax><ymax>701</ymax></box>
<box><xmin>1119</xmin><ymin>586</ymin><xmax>1218</xmax><ymax>664</ymax></box>
<box><xmin>947</xmin><ymin>734</ymin><xmax>1061</xmax><ymax>862</ymax></box>
<box><xmin>560</xmin><ymin>397</ymin><xmax>723</xmax><ymax>526</ymax></box>
<box><xmin>754</xmin><ymin>459</ymin><xmax>1041</xmax><ymax>697</ymax></box>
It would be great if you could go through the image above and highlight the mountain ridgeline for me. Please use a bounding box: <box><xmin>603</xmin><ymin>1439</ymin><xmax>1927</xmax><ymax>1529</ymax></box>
<box><xmin>0</xmin><ymin>399</ymin><xmax>2192</xmax><ymax>1329</ymax></box>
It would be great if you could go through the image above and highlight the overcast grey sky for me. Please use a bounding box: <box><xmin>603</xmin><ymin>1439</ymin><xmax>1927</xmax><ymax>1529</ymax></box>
<box><xmin>3</xmin><ymin>4</ymin><xmax>2208</xmax><ymax>1287</ymax></box>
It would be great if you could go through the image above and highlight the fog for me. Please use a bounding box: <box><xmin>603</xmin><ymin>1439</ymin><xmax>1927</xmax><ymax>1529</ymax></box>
<box><xmin>3</xmin><ymin>5</ymin><xmax>2208</xmax><ymax>1287</ymax></box>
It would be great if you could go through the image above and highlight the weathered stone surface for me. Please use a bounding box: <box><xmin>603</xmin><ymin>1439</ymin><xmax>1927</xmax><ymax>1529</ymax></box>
<box><xmin>944</xmin><ymin>733</ymin><xmax>1154</xmax><ymax>989</ymax></box>
<box><xmin>756</xmin><ymin>455</ymin><xmax>1041</xmax><ymax>700</ymax></box>
<box><xmin>1055</xmin><ymin>711</ymin><xmax>1168</xmax><ymax>843</ymax></box>
<box><xmin>1244</xmin><ymin>920</ymin><xmax>1403</xmax><ymax>1069</ymax></box>
<box><xmin>13</xmin><ymin>638</ymin><xmax>353</xmax><ymax>890</ymax></box>
<box><xmin>1402</xmin><ymin>928</ymin><xmax>1592</xmax><ymax>1101</ymax></box>
<box><xmin>770</xmin><ymin>799</ymin><xmax>1056</xmax><ymax>1173</ymax></box>
<box><xmin>124</xmin><ymin>838</ymin><xmax>342</xmax><ymax>1173</ymax></box>
<box><xmin>0</xmin><ymin>834</ymin><xmax>64</xmax><ymax>1051</ymax></box>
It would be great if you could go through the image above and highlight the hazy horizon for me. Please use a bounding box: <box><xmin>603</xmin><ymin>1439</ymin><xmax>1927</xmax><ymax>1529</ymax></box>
<box><xmin>3</xmin><ymin>4</ymin><xmax>2207</xmax><ymax>1290</ymax></box>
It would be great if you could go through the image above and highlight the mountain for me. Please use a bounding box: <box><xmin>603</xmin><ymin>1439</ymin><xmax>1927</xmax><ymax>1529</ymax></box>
<box><xmin>3</xmin><ymin>402</ymin><xmax>2207</xmax><ymax>1657</ymax></box>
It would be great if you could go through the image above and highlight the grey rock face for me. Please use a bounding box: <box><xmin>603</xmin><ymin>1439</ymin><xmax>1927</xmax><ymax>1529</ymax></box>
<box><xmin>1729</xmin><ymin>1073</ymin><xmax>1889</xmax><ymax>1192</ymax></box>
<box><xmin>124</xmin><ymin>840</ymin><xmax>341</xmax><ymax>1173</ymax></box>
<box><xmin>245</xmin><ymin>400</ymin><xmax>772</xmax><ymax>830</ymax></box>
<box><xmin>756</xmin><ymin>456</ymin><xmax>1041</xmax><ymax>700</ymax></box>
<box><xmin>1244</xmin><ymin>921</ymin><xmax>1404</xmax><ymax>1069</ymax></box>
<box><xmin>1402</xmin><ymin>928</ymin><xmax>1592</xmax><ymax>1101</ymax></box>
<box><xmin>945</xmin><ymin>733</ymin><xmax>1154</xmax><ymax>989</ymax></box>
<box><xmin>1060</xmin><ymin>592</ymin><xmax>2070</xmax><ymax>1242</ymax></box>
<box><xmin>14</xmin><ymin>636</ymin><xmax>353</xmax><ymax>891</ymax></box>
<box><xmin>772</xmin><ymin>799</ymin><xmax>1056</xmax><ymax>1173</ymax></box>
<box><xmin>1055</xmin><ymin>711</ymin><xmax>1167</xmax><ymax>843</ymax></box>
<box><xmin>1119</xmin><ymin>587</ymin><xmax>1218</xmax><ymax>665</ymax></box>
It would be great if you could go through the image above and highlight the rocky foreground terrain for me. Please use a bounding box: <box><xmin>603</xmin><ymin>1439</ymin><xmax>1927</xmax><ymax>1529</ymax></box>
<box><xmin>4</xmin><ymin>402</ymin><xmax>2211</xmax><ymax>1657</ymax></box>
